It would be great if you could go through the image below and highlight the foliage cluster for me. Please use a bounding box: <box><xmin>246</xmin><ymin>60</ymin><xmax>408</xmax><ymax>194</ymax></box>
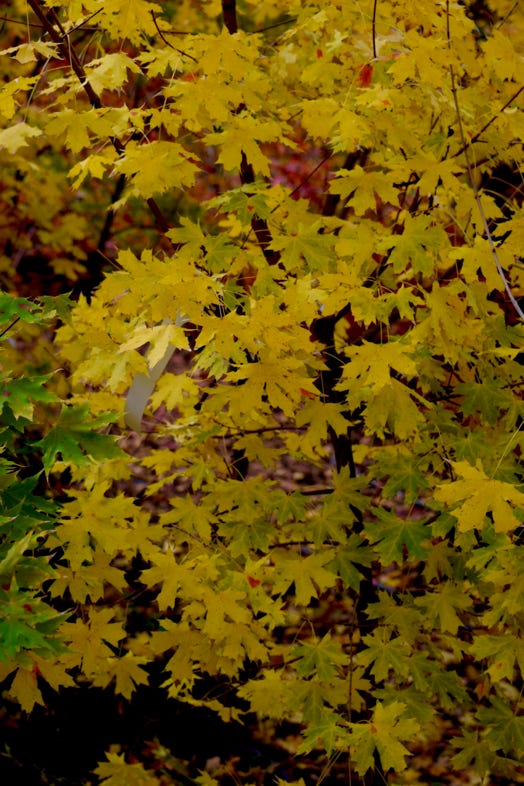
<box><xmin>0</xmin><ymin>0</ymin><xmax>523</xmax><ymax>783</ymax></box>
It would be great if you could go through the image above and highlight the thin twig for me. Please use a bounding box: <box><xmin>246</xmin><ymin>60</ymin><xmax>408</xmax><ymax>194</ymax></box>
<box><xmin>60</xmin><ymin>8</ymin><xmax>101</xmax><ymax>37</ymax></box>
<box><xmin>497</xmin><ymin>1</ymin><xmax>518</xmax><ymax>29</ymax></box>
<box><xmin>0</xmin><ymin>317</ymin><xmax>21</xmax><ymax>339</ymax></box>
<box><xmin>27</xmin><ymin>0</ymin><xmax>101</xmax><ymax>109</ymax></box>
<box><xmin>453</xmin><ymin>85</ymin><xmax>524</xmax><ymax>158</ymax></box>
<box><xmin>26</xmin><ymin>0</ymin><xmax>173</xmax><ymax>235</ymax></box>
<box><xmin>372</xmin><ymin>0</ymin><xmax>378</xmax><ymax>59</ymax></box>
<box><xmin>150</xmin><ymin>11</ymin><xmax>197</xmax><ymax>62</ymax></box>
<box><xmin>286</xmin><ymin>151</ymin><xmax>334</xmax><ymax>202</ymax></box>
<box><xmin>256</xmin><ymin>17</ymin><xmax>297</xmax><ymax>34</ymax></box>
<box><xmin>446</xmin><ymin>0</ymin><xmax>524</xmax><ymax>321</ymax></box>
<box><xmin>0</xmin><ymin>15</ymin><xmax>44</xmax><ymax>28</ymax></box>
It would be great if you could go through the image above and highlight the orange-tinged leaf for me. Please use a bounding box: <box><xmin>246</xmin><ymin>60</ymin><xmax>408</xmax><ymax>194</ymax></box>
<box><xmin>357</xmin><ymin>63</ymin><xmax>373</xmax><ymax>88</ymax></box>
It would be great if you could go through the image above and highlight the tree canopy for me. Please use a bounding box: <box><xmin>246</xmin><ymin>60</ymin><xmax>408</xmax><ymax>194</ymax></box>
<box><xmin>0</xmin><ymin>0</ymin><xmax>523</xmax><ymax>784</ymax></box>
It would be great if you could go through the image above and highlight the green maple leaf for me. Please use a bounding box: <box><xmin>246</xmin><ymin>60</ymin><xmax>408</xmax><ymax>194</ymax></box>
<box><xmin>297</xmin><ymin>707</ymin><xmax>351</xmax><ymax>755</ymax></box>
<box><xmin>268</xmin><ymin>490</ymin><xmax>308</xmax><ymax>526</ymax></box>
<box><xmin>0</xmin><ymin>294</ymin><xmax>44</xmax><ymax>325</ymax></box>
<box><xmin>0</xmin><ymin>474</ymin><xmax>55</xmax><ymax>536</ymax></box>
<box><xmin>328</xmin><ymin>534</ymin><xmax>374</xmax><ymax>591</ymax></box>
<box><xmin>0</xmin><ymin>375</ymin><xmax>58</xmax><ymax>421</ymax></box>
<box><xmin>478</xmin><ymin>696</ymin><xmax>524</xmax><ymax>756</ymax></box>
<box><xmin>365</xmin><ymin>592</ymin><xmax>423</xmax><ymax>642</ymax></box>
<box><xmin>364</xmin><ymin>379</ymin><xmax>426</xmax><ymax>440</ymax></box>
<box><xmin>348</xmin><ymin>701</ymin><xmax>419</xmax><ymax>775</ymax></box>
<box><xmin>427</xmin><ymin>668</ymin><xmax>468</xmax><ymax>709</ymax></box>
<box><xmin>377</xmin><ymin>449</ymin><xmax>430</xmax><ymax>502</ymax></box>
<box><xmin>470</xmin><ymin>633</ymin><xmax>524</xmax><ymax>682</ymax></box>
<box><xmin>379</xmin><ymin>214</ymin><xmax>446</xmax><ymax>275</ymax></box>
<box><xmin>365</xmin><ymin>507</ymin><xmax>431</xmax><ymax>563</ymax></box>
<box><xmin>371</xmin><ymin>701</ymin><xmax>420</xmax><ymax>772</ymax></box>
<box><xmin>356</xmin><ymin>630</ymin><xmax>412</xmax><ymax>681</ymax></box>
<box><xmin>451</xmin><ymin>730</ymin><xmax>498</xmax><ymax>775</ymax></box>
<box><xmin>272</xmin><ymin>549</ymin><xmax>337</xmax><ymax>605</ymax></box>
<box><xmin>268</xmin><ymin>221</ymin><xmax>336</xmax><ymax>272</ymax></box>
<box><xmin>455</xmin><ymin>378</ymin><xmax>513</xmax><ymax>425</ymax></box>
<box><xmin>219</xmin><ymin>515</ymin><xmax>276</xmax><ymax>555</ymax></box>
<box><xmin>36</xmin><ymin>404</ymin><xmax>124</xmax><ymax>472</ymax></box>
<box><xmin>298</xmin><ymin>679</ymin><xmax>330</xmax><ymax>724</ymax></box>
<box><xmin>414</xmin><ymin>582</ymin><xmax>470</xmax><ymax>635</ymax></box>
<box><xmin>423</xmin><ymin>540</ymin><xmax>454</xmax><ymax>582</ymax></box>
<box><xmin>207</xmin><ymin>184</ymin><xmax>273</xmax><ymax>227</ymax></box>
<box><xmin>291</xmin><ymin>633</ymin><xmax>347</xmax><ymax>682</ymax></box>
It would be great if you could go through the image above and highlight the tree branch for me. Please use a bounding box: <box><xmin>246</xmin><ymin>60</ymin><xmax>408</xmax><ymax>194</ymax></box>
<box><xmin>26</xmin><ymin>0</ymin><xmax>173</xmax><ymax>235</ymax></box>
<box><xmin>150</xmin><ymin>10</ymin><xmax>197</xmax><ymax>62</ymax></box>
<box><xmin>222</xmin><ymin>0</ymin><xmax>238</xmax><ymax>34</ymax></box>
<box><xmin>372</xmin><ymin>0</ymin><xmax>378</xmax><ymax>59</ymax></box>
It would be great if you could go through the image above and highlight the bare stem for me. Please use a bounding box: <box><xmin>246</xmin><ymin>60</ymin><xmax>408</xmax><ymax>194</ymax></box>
<box><xmin>150</xmin><ymin>10</ymin><xmax>197</xmax><ymax>62</ymax></box>
<box><xmin>453</xmin><ymin>85</ymin><xmax>524</xmax><ymax>158</ymax></box>
<box><xmin>372</xmin><ymin>0</ymin><xmax>378</xmax><ymax>59</ymax></box>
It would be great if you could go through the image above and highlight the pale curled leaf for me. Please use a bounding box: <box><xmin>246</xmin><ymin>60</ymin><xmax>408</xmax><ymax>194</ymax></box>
<box><xmin>124</xmin><ymin>315</ymin><xmax>188</xmax><ymax>431</ymax></box>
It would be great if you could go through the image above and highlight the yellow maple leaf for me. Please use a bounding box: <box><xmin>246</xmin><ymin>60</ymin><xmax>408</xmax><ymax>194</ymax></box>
<box><xmin>94</xmin><ymin>752</ymin><xmax>159</xmax><ymax>786</ymax></box>
<box><xmin>329</xmin><ymin>165</ymin><xmax>399</xmax><ymax>215</ymax></box>
<box><xmin>85</xmin><ymin>52</ymin><xmax>141</xmax><ymax>94</ymax></box>
<box><xmin>434</xmin><ymin>461</ymin><xmax>524</xmax><ymax>533</ymax></box>
<box><xmin>338</xmin><ymin>341</ymin><xmax>418</xmax><ymax>394</ymax></box>
<box><xmin>0</xmin><ymin>122</ymin><xmax>42</xmax><ymax>154</ymax></box>
<box><xmin>61</xmin><ymin>609</ymin><xmax>125</xmax><ymax>676</ymax></box>
<box><xmin>120</xmin><ymin>322</ymin><xmax>189</xmax><ymax>366</ymax></box>
<box><xmin>207</xmin><ymin>116</ymin><xmax>282</xmax><ymax>176</ymax></box>
<box><xmin>272</xmin><ymin>549</ymin><xmax>337</xmax><ymax>606</ymax></box>
<box><xmin>364</xmin><ymin>379</ymin><xmax>426</xmax><ymax>440</ymax></box>
<box><xmin>69</xmin><ymin>151</ymin><xmax>115</xmax><ymax>188</ymax></box>
<box><xmin>33</xmin><ymin>656</ymin><xmax>76</xmax><ymax>691</ymax></box>
<box><xmin>91</xmin><ymin>653</ymin><xmax>149</xmax><ymax>699</ymax></box>
<box><xmin>8</xmin><ymin>666</ymin><xmax>44</xmax><ymax>713</ymax></box>
<box><xmin>113</xmin><ymin>141</ymin><xmax>198</xmax><ymax>199</ymax></box>
<box><xmin>0</xmin><ymin>77</ymin><xmax>38</xmax><ymax>120</ymax></box>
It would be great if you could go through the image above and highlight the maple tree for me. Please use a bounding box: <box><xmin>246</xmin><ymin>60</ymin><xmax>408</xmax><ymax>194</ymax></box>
<box><xmin>0</xmin><ymin>0</ymin><xmax>523</xmax><ymax>784</ymax></box>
